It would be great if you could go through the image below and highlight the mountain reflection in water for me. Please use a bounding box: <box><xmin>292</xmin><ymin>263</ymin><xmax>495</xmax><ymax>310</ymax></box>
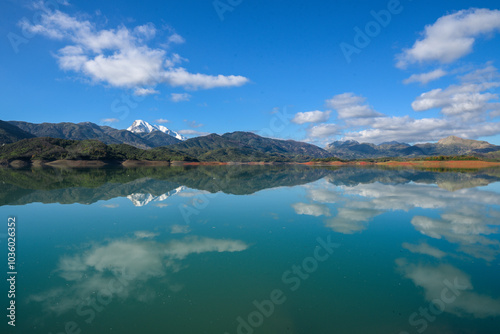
<box><xmin>1</xmin><ymin>165</ymin><xmax>499</xmax><ymax>334</ymax></box>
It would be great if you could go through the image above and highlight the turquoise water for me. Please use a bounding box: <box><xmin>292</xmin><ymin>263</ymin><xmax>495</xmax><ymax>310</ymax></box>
<box><xmin>1</xmin><ymin>166</ymin><xmax>500</xmax><ymax>334</ymax></box>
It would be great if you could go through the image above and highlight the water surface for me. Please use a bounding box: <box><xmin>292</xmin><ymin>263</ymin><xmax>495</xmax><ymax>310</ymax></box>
<box><xmin>1</xmin><ymin>165</ymin><xmax>500</xmax><ymax>334</ymax></box>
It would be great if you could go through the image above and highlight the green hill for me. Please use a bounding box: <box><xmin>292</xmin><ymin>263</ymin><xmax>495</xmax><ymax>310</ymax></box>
<box><xmin>0</xmin><ymin>137</ymin><xmax>195</xmax><ymax>162</ymax></box>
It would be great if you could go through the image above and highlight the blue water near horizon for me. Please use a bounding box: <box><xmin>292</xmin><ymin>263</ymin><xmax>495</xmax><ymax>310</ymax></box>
<box><xmin>1</xmin><ymin>166</ymin><xmax>500</xmax><ymax>333</ymax></box>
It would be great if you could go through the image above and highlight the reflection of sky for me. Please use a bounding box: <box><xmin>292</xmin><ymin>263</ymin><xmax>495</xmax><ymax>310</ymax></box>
<box><xmin>29</xmin><ymin>234</ymin><xmax>249</xmax><ymax>315</ymax></box>
<box><xmin>297</xmin><ymin>176</ymin><xmax>500</xmax><ymax>323</ymax></box>
<box><xmin>2</xmin><ymin>169</ymin><xmax>500</xmax><ymax>333</ymax></box>
<box><xmin>300</xmin><ymin>179</ymin><xmax>500</xmax><ymax>261</ymax></box>
<box><xmin>396</xmin><ymin>259</ymin><xmax>500</xmax><ymax>318</ymax></box>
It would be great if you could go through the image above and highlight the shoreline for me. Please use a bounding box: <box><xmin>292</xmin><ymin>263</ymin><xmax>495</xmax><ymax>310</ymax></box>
<box><xmin>1</xmin><ymin>159</ymin><xmax>500</xmax><ymax>169</ymax></box>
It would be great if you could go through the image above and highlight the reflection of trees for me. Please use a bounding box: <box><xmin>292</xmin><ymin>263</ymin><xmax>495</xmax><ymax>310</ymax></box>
<box><xmin>0</xmin><ymin>165</ymin><xmax>332</xmax><ymax>205</ymax></box>
<box><xmin>2</xmin><ymin>166</ymin><xmax>500</xmax><ymax>206</ymax></box>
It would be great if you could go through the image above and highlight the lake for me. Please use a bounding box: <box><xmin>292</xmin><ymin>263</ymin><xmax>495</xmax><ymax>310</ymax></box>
<box><xmin>1</xmin><ymin>165</ymin><xmax>500</xmax><ymax>334</ymax></box>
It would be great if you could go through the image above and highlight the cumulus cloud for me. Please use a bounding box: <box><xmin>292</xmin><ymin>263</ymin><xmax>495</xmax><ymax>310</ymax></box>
<box><xmin>291</xmin><ymin>110</ymin><xmax>331</xmax><ymax>124</ymax></box>
<box><xmin>155</xmin><ymin>118</ymin><xmax>170</xmax><ymax>124</ymax></box>
<box><xmin>411</xmin><ymin>82</ymin><xmax>500</xmax><ymax>120</ymax></box>
<box><xmin>20</xmin><ymin>9</ymin><xmax>249</xmax><ymax>92</ymax></box>
<box><xmin>307</xmin><ymin>188</ymin><xmax>340</xmax><ymax>204</ymax></box>
<box><xmin>402</xmin><ymin>242</ymin><xmax>447</xmax><ymax>259</ymax></box>
<box><xmin>326</xmin><ymin>180</ymin><xmax>500</xmax><ymax>260</ymax></box>
<box><xmin>29</xmin><ymin>236</ymin><xmax>249</xmax><ymax>315</ymax></box>
<box><xmin>162</xmin><ymin>68</ymin><xmax>248</xmax><ymax>89</ymax></box>
<box><xmin>134</xmin><ymin>87</ymin><xmax>159</xmax><ymax>96</ymax></box>
<box><xmin>326</xmin><ymin>93</ymin><xmax>383</xmax><ymax>119</ymax></box>
<box><xmin>100</xmin><ymin>118</ymin><xmax>119</xmax><ymax>123</ymax></box>
<box><xmin>325</xmin><ymin>204</ymin><xmax>382</xmax><ymax>234</ymax></box>
<box><xmin>336</xmin><ymin>65</ymin><xmax>500</xmax><ymax>143</ymax></box>
<box><xmin>403</xmin><ymin>68</ymin><xmax>447</xmax><ymax>85</ymax></box>
<box><xmin>134</xmin><ymin>231</ymin><xmax>159</xmax><ymax>239</ymax></box>
<box><xmin>291</xmin><ymin>203</ymin><xmax>331</xmax><ymax>217</ymax></box>
<box><xmin>170</xmin><ymin>93</ymin><xmax>191</xmax><ymax>102</ymax></box>
<box><xmin>306</xmin><ymin>123</ymin><xmax>340</xmax><ymax>139</ymax></box>
<box><xmin>459</xmin><ymin>63</ymin><xmax>500</xmax><ymax>83</ymax></box>
<box><xmin>396</xmin><ymin>8</ymin><xmax>500</xmax><ymax>68</ymax></box>
<box><xmin>342</xmin><ymin>115</ymin><xmax>500</xmax><ymax>144</ymax></box>
<box><xmin>171</xmin><ymin>225</ymin><xmax>191</xmax><ymax>234</ymax></box>
<box><xmin>168</xmin><ymin>33</ymin><xmax>185</xmax><ymax>44</ymax></box>
<box><xmin>397</xmin><ymin>260</ymin><xmax>500</xmax><ymax>318</ymax></box>
<box><xmin>178</xmin><ymin>129</ymin><xmax>210</xmax><ymax>136</ymax></box>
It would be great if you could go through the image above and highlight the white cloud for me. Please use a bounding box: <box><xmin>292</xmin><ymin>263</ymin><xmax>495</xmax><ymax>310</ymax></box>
<box><xmin>134</xmin><ymin>231</ymin><xmax>159</xmax><ymax>239</ymax></box>
<box><xmin>412</xmin><ymin>82</ymin><xmax>500</xmax><ymax>120</ymax></box>
<box><xmin>342</xmin><ymin>115</ymin><xmax>500</xmax><ymax>144</ymax></box>
<box><xmin>338</xmin><ymin>66</ymin><xmax>500</xmax><ymax>143</ymax></box>
<box><xmin>307</xmin><ymin>123</ymin><xmax>339</xmax><ymax>139</ymax></box>
<box><xmin>397</xmin><ymin>260</ymin><xmax>500</xmax><ymax>318</ymax></box>
<box><xmin>326</xmin><ymin>93</ymin><xmax>382</xmax><ymax>119</ymax></box>
<box><xmin>326</xmin><ymin>203</ymin><xmax>382</xmax><ymax>234</ymax></box>
<box><xmin>291</xmin><ymin>110</ymin><xmax>331</xmax><ymax>124</ymax></box>
<box><xmin>100</xmin><ymin>118</ymin><xmax>119</xmax><ymax>123</ymax></box>
<box><xmin>329</xmin><ymin>181</ymin><xmax>500</xmax><ymax>260</ymax></box>
<box><xmin>291</xmin><ymin>203</ymin><xmax>331</xmax><ymax>217</ymax></box>
<box><xmin>396</xmin><ymin>8</ymin><xmax>500</xmax><ymax>68</ymax></box>
<box><xmin>163</xmin><ymin>67</ymin><xmax>249</xmax><ymax>89</ymax></box>
<box><xmin>307</xmin><ymin>188</ymin><xmax>340</xmax><ymax>204</ymax></box>
<box><xmin>101</xmin><ymin>203</ymin><xmax>119</xmax><ymax>208</ymax></box>
<box><xmin>171</xmin><ymin>93</ymin><xmax>191</xmax><ymax>102</ymax></box>
<box><xmin>168</xmin><ymin>33</ymin><xmax>185</xmax><ymax>44</ymax></box>
<box><xmin>402</xmin><ymin>242</ymin><xmax>447</xmax><ymax>258</ymax></box>
<box><xmin>29</xmin><ymin>236</ymin><xmax>249</xmax><ymax>315</ymax></box>
<box><xmin>185</xmin><ymin>120</ymin><xmax>203</xmax><ymax>128</ymax></box>
<box><xmin>155</xmin><ymin>118</ymin><xmax>170</xmax><ymax>124</ymax></box>
<box><xmin>171</xmin><ymin>225</ymin><xmax>191</xmax><ymax>234</ymax></box>
<box><xmin>459</xmin><ymin>63</ymin><xmax>500</xmax><ymax>83</ymax></box>
<box><xmin>178</xmin><ymin>129</ymin><xmax>210</xmax><ymax>136</ymax></box>
<box><xmin>20</xmin><ymin>10</ymin><xmax>249</xmax><ymax>91</ymax></box>
<box><xmin>403</xmin><ymin>68</ymin><xmax>447</xmax><ymax>85</ymax></box>
<box><xmin>134</xmin><ymin>87</ymin><xmax>159</xmax><ymax>96</ymax></box>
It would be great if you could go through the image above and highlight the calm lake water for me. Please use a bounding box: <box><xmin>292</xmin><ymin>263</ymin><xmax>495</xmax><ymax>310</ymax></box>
<box><xmin>1</xmin><ymin>165</ymin><xmax>500</xmax><ymax>334</ymax></box>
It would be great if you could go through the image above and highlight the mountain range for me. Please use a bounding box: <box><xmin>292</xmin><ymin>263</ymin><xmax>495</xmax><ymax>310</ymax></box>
<box><xmin>8</xmin><ymin>120</ymin><xmax>182</xmax><ymax>149</ymax></box>
<box><xmin>1</xmin><ymin>119</ymin><xmax>500</xmax><ymax>162</ymax></box>
<box><xmin>326</xmin><ymin>137</ymin><xmax>500</xmax><ymax>160</ymax></box>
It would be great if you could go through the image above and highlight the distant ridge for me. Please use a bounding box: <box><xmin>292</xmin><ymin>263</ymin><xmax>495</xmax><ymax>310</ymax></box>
<box><xmin>0</xmin><ymin>120</ymin><xmax>35</xmax><ymax>145</ymax></box>
<box><xmin>326</xmin><ymin>136</ymin><xmax>500</xmax><ymax>159</ymax></box>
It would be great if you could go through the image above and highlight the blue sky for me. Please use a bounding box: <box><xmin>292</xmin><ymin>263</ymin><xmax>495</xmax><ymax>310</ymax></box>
<box><xmin>1</xmin><ymin>0</ymin><xmax>500</xmax><ymax>145</ymax></box>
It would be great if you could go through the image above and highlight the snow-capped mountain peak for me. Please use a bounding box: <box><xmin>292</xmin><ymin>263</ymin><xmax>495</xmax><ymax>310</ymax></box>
<box><xmin>127</xmin><ymin>120</ymin><xmax>156</xmax><ymax>133</ymax></box>
<box><xmin>127</xmin><ymin>120</ymin><xmax>186</xmax><ymax>140</ymax></box>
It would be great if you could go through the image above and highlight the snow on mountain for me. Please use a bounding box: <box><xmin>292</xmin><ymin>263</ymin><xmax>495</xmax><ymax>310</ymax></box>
<box><xmin>127</xmin><ymin>120</ymin><xmax>186</xmax><ymax>140</ymax></box>
<box><xmin>127</xmin><ymin>186</ymin><xmax>186</xmax><ymax>207</ymax></box>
